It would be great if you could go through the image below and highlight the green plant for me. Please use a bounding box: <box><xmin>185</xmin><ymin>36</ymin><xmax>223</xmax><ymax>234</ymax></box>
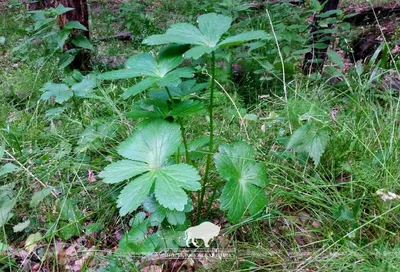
<box><xmin>143</xmin><ymin>13</ymin><xmax>267</xmax><ymax>220</ymax></box>
<box><xmin>118</xmin><ymin>0</ymin><xmax>159</xmax><ymax>41</ymax></box>
<box><xmin>98</xmin><ymin>45</ymin><xmax>193</xmax><ymax>99</ymax></box>
<box><xmin>12</xmin><ymin>4</ymin><xmax>93</xmax><ymax>69</ymax></box>
<box><xmin>96</xmin><ymin>12</ymin><xmax>269</xmax><ymax>255</ymax></box>
<box><xmin>214</xmin><ymin>142</ymin><xmax>268</xmax><ymax>222</ymax></box>
<box><xmin>99</xmin><ymin>119</ymin><xmax>201</xmax><ymax>216</ymax></box>
<box><xmin>39</xmin><ymin>70</ymin><xmax>98</xmax><ymax>120</ymax></box>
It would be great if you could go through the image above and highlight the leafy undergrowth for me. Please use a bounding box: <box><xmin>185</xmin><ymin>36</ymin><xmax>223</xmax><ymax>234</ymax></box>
<box><xmin>1</xmin><ymin>0</ymin><xmax>400</xmax><ymax>271</ymax></box>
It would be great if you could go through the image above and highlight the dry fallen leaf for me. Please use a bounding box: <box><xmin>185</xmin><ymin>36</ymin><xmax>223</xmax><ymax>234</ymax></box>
<box><xmin>26</xmin><ymin>232</ymin><xmax>42</xmax><ymax>255</ymax></box>
<box><xmin>377</xmin><ymin>189</ymin><xmax>400</xmax><ymax>201</ymax></box>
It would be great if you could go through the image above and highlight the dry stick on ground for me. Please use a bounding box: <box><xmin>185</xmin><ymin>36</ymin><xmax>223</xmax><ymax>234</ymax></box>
<box><xmin>4</xmin><ymin>150</ymin><xmax>58</xmax><ymax>198</ymax></box>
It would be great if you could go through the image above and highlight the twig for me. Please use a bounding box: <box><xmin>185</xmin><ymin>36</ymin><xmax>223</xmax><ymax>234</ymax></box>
<box><xmin>4</xmin><ymin>150</ymin><xmax>58</xmax><ymax>198</ymax></box>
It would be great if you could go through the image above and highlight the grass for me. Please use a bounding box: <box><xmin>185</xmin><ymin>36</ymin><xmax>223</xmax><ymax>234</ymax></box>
<box><xmin>1</xmin><ymin>0</ymin><xmax>400</xmax><ymax>271</ymax></box>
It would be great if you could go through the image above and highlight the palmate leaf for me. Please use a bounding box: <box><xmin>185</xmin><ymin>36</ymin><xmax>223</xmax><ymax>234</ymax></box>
<box><xmin>117</xmin><ymin>120</ymin><xmax>181</xmax><ymax>167</ymax></box>
<box><xmin>287</xmin><ymin>122</ymin><xmax>330</xmax><ymax>166</ymax></box>
<box><xmin>144</xmin><ymin>13</ymin><xmax>231</xmax><ymax>48</ymax></box>
<box><xmin>100</xmin><ymin>120</ymin><xmax>201</xmax><ymax>216</ymax></box>
<box><xmin>143</xmin><ymin>13</ymin><xmax>267</xmax><ymax>59</ymax></box>
<box><xmin>40</xmin><ymin>82</ymin><xmax>72</xmax><ymax>104</ymax></box>
<box><xmin>170</xmin><ymin>100</ymin><xmax>204</xmax><ymax>117</ymax></box>
<box><xmin>125</xmin><ymin>98</ymin><xmax>204</xmax><ymax>120</ymax></box>
<box><xmin>98</xmin><ymin>46</ymin><xmax>193</xmax><ymax>98</ymax></box>
<box><xmin>71</xmin><ymin>75</ymin><xmax>97</xmax><ymax>97</ymax></box>
<box><xmin>215</xmin><ymin>142</ymin><xmax>268</xmax><ymax>223</ymax></box>
<box><xmin>154</xmin><ymin>164</ymin><xmax>201</xmax><ymax>210</ymax></box>
<box><xmin>125</xmin><ymin>99</ymin><xmax>170</xmax><ymax>120</ymax></box>
<box><xmin>122</xmin><ymin>77</ymin><xmax>159</xmax><ymax>99</ymax></box>
<box><xmin>149</xmin><ymin>80</ymin><xmax>209</xmax><ymax>100</ymax></box>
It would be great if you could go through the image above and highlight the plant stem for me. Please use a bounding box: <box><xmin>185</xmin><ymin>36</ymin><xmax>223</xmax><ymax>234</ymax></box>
<box><xmin>165</xmin><ymin>86</ymin><xmax>191</xmax><ymax>163</ymax></box>
<box><xmin>266</xmin><ymin>9</ymin><xmax>292</xmax><ymax>135</ymax></box>
<box><xmin>197</xmin><ymin>51</ymin><xmax>216</xmax><ymax>222</ymax></box>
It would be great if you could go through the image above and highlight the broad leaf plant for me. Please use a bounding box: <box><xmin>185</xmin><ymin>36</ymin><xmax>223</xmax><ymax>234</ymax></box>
<box><xmin>98</xmin><ymin>12</ymin><xmax>269</xmax><ymax>251</ymax></box>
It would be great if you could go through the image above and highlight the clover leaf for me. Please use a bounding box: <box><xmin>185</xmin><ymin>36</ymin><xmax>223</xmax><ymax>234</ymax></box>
<box><xmin>99</xmin><ymin>119</ymin><xmax>201</xmax><ymax>216</ymax></box>
<box><xmin>214</xmin><ymin>142</ymin><xmax>268</xmax><ymax>223</ymax></box>
<box><xmin>143</xmin><ymin>13</ymin><xmax>268</xmax><ymax>59</ymax></box>
<box><xmin>98</xmin><ymin>45</ymin><xmax>193</xmax><ymax>99</ymax></box>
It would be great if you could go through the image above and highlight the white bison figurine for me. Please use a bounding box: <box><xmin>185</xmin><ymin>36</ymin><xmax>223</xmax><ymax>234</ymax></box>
<box><xmin>185</xmin><ymin>222</ymin><xmax>221</xmax><ymax>247</ymax></box>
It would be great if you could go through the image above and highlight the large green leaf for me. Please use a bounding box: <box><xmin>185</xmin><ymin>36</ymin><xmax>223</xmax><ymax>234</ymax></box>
<box><xmin>125</xmin><ymin>99</ymin><xmax>170</xmax><ymax>120</ymax></box>
<box><xmin>143</xmin><ymin>13</ymin><xmax>267</xmax><ymax>59</ymax></box>
<box><xmin>155</xmin><ymin>164</ymin><xmax>201</xmax><ymax>210</ymax></box>
<box><xmin>149</xmin><ymin>80</ymin><xmax>209</xmax><ymax>100</ymax></box>
<box><xmin>40</xmin><ymin>82</ymin><xmax>72</xmax><ymax>104</ymax></box>
<box><xmin>122</xmin><ymin>77</ymin><xmax>159</xmax><ymax>99</ymax></box>
<box><xmin>170</xmin><ymin>100</ymin><xmax>204</xmax><ymax>117</ymax></box>
<box><xmin>117</xmin><ymin>120</ymin><xmax>181</xmax><ymax>168</ymax></box>
<box><xmin>100</xmin><ymin>120</ymin><xmax>201</xmax><ymax>216</ymax></box>
<box><xmin>143</xmin><ymin>194</ymin><xmax>192</xmax><ymax>226</ymax></box>
<box><xmin>215</xmin><ymin>142</ymin><xmax>268</xmax><ymax>223</ymax></box>
<box><xmin>98</xmin><ymin>48</ymin><xmax>192</xmax><ymax>98</ymax></box>
<box><xmin>150</xmin><ymin>229</ymin><xmax>186</xmax><ymax>252</ymax></box>
<box><xmin>71</xmin><ymin>75</ymin><xmax>97</xmax><ymax>97</ymax></box>
<box><xmin>117</xmin><ymin>172</ymin><xmax>156</xmax><ymax>216</ymax></box>
<box><xmin>71</xmin><ymin>34</ymin><xmax>93</xmax><ymax>50</ymax></box>
<box><xmin>97</xmin><ymin>69</ymin><xmax>142</xmax><ymax>80</ymax></box>
<box><xmin>99</xmin><ymin>160</ymin><xmax>150</xmax><ymax>184</ymax></box>
<box><xmin>125</xmin><ymin>98</ymin><xmax>203</xmax><ymax>120</ymax></box>
<box><xmin>287</xmin><ymin>122</ymin><xmax>330</xmax><ymax>166</ymax></box>
<box><xmin>157</xmin><ymin>67</ymin><xmax>194</xmax><ymax>87</ymax></box>
<box><xmin>54</xmin><ymin>4</ymin><xmax>74</xmax><ymax>15</ymax></box>
<box><xmin>144</xmin><ymin>13</ymin><xmax>231</xmax><ymax>48</ymax></box>
<box><xmin>0</xmin><ymin>163</ymin><xmax>21</xmax><ymax>177</ymax></box>
<box><xmin>0</xmin><ymin>199</ymin><xmax>16</xmax><ymax>228</ymax></box>
<box><xmin>198</xmin><ymin>13</ymin><xmax>232</xmax><ymax>46</ymax></box>
<box><xmin>218</xmin><ymin>31</ymin><xmax>268</xmax><ymax>48</ymax></box>
<box><xmin>64</xmin><ymin>21</ymin><xmax>88</xmax><ymax>31</ymax></box>
<box><xmin>143</xmin><ymin>23</ymin><xmax>206</xmax><ymax>46</ymax></box>
<box><xmin>30</xmin><ymin>188</ymin><xmax>52</xmax><ymax>207</ymax></box>
<box><xmin>125</xmin><ymin>53</ymin><xmax>159</xmax><ymax>76</ymax></box>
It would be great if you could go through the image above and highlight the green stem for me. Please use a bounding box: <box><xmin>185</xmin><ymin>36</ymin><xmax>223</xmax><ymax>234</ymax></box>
<box><xmin>197</xmin><ymin>51</ymin><xmax>216</xmax><ymax>222</ymax></box>
<box><xmin>165</xmin><ymin>86</ymin><xmax>191</xmax><ymax>163</ymax></box>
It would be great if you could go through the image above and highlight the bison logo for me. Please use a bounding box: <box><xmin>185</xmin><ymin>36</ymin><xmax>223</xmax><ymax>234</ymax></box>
<box><xmin>184</xmin><ymin>222</ymin><xmax>221</xmax><ymax>247</ymax></box>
